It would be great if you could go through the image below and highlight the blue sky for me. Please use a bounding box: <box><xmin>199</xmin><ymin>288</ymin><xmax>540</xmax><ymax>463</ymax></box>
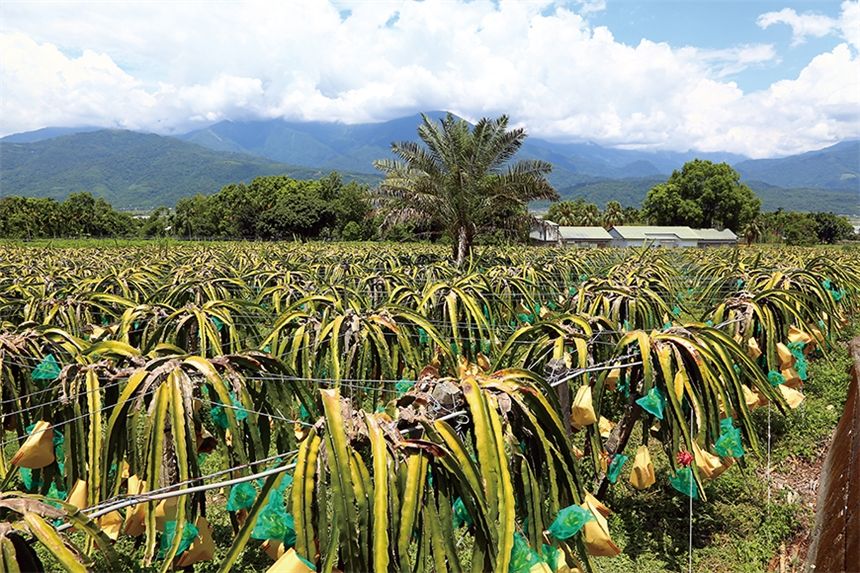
<box><xmin>592</xmin><ymin>0</ymin><xmax>845</xmax><ymax>89</ymax></box>
<box><xmin>1</xmin><ymin>0</ymin><xmax>857</xmax><ymax>157</ymax></box>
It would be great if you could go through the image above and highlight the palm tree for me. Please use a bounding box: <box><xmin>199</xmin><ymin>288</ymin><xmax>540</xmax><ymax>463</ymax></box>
<box><xmin>580</xmin><ymin>203</ymin><xmax>601</xmax><ymax>226</ymax></box>
<box><xmin>374</xmin><ymin>114</ymin><xmax>558</xmax><ymax>266</ymax></box>
<box><xmin>743</xmin><ymin>218</ymin><xmax>762</xmax><ymax>246</ymax></box>
<box><xmin>602</xmin><ymin>200</ymin><xmax>624</xmax><ymax>229</ymax></box>
<box><xmin>548</xmin><ymin>201</ymin><xmax>578</xmax><ymax>226</ymax></box>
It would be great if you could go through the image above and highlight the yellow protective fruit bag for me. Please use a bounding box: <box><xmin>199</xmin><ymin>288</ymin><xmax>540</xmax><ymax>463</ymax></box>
<box><xmin>262</xmin><ymin>540</ymin><xmax>285</xmax><ymax>561</ymax></box>
<box><xmin>581</xmin><ymin>496</ymin><xmax>620</xmax><ymax>557</ymax></box>
<box><xmin>98</xmin><ymin>511</ymin><xmax>124</xmax><ymax>541</ymax></box>
<box><xmin>175</xmin><ymin>517</ymin><xmax>216</xmax><ymax>567</ymax></box>
<box><xmin>571</xmin><ymin>385</ymin><xmax>597</xmax><ymax>429</ymax></box>
<box><xmin>629</xmin><ymin>446</ymin><xmax>655</xmax><ymax>490</ymax></box>
<box><xmin>779</xmin><ymin>384</ymin><xmax>805</xmax><ymax>409</ymax></box>
<box><xmin>693</xmin><ymin>441</ymin><xmax>732</xmax><ymax>480</ymax></box>
<box><xmin>67</xmin><ymin>479</ymin><xmax>88</xmax><ymax>509</ymax></box>
<box><xmin>123</xmin><ymin>475</ymin><xmax>147</xmax><ymax>537</ymax></box>
<box><xmin>598</xmin><ymin>417</ymin><xmax>615</xmax><ymax>439</ymax></box>
<box><xmin>747</xmin><ymin>338</ymin><xmax>762</xmax><ymax>360</ymax></box>
<box><xmin>605</xmin><ymin>368</ymin><xmax>620</xmax><ymax>392</ymax></box>
<box><xmin>781</xmin><ymin>367</ymin><xmax>802</xmax><ymax>389</ymax></box>
<box><xmin>155</xmin><ymin>497</ymin><xmax>178</xmax><ymax>531</ymax></box>
<box><xmin>741</xmin><ymin>384</ymin><xmax>760</xmax><ymax>410</ymax></box>
<box><xmin>776</xmin><ymin>343</ymin><xmax>795</xmax><ymax>370</ymax></box>
<box><xmin>788</xmin><ymin>326</ymin><xmax>814</xmax><ymax>350</ymax></box>
<box><xmin>10</xmin><ymin>421</ymin><xmax>55</xmax><ymax>469</ymax></box>
<box><xmin>267</xmin><ymin>548</ymin><xmax>315</xmax><ymax>573</ymax></box>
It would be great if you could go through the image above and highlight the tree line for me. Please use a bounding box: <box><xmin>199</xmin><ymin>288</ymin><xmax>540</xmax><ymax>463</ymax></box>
<box><xmin>0</xmin><ymin>114</ymin><xmax>855</xmax><ymax>246</ymax></box>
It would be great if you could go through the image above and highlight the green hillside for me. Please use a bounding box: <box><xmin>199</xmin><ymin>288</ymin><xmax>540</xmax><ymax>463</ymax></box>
<box><xmin>735</xmin><ymin>141</ymin><xmax>859</xmax><ymax>190</ymax></box>
<box><xmin>0</xmin><ymin>130</ymin><xmax>377</xmax><ymax>209</ymax></box>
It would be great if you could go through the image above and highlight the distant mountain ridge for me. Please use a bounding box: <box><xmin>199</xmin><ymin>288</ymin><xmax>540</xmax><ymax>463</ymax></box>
<box><xmin>0</xmin><ymin>130</ymin><xmax>377</xmax><ymax>208</ymax></box>
<box><xmin>735</xmin><ymin>140</ymin><xmax>859</xmax><ymax>191</ymax></box>
<box><xmin>2</xmin><ymin>114</ymin><xmax>858</xmax><ymax>213</ymax></box>
<box><xmin>177</xmin><ymin>113</ymin><xmax>751</xmax><ymax>183</ymax></box>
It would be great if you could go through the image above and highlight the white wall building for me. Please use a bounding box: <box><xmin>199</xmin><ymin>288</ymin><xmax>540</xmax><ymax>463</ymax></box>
<box><xmin>558</xmin><ymin>227</ymin><xmax>612</xmax><ymax>247</ymax></box>
<box><xmin>530</xmin><ymin>221</ymin><xmax>739</xmax><ymax>248</ymax></box>
<box><xmin>609</xmin><ymin>226</ymin><xmax>701</xmax><ymax>248</ymax></box>
<box><xmin>695</xmin><ymin>228</ymin><xmax>738</xmax><ymax>247</ymax></box>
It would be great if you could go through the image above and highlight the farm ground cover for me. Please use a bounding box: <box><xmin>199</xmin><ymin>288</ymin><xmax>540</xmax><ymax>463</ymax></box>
<box><xmin>0</xmin><ymin>242</ymin><xmax>857</xmax><ymax>572</ymax></box>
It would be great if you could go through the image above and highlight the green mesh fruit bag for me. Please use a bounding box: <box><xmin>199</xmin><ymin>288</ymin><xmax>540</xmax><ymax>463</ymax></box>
<box><xmin>226</xmin><ymin>481</ymin><xmax>257</xmax><ymax>511</ymax></box>
<box><xmin>547</xmin><ymin>504</ymin><xmax>593</xmax><ymax>540</ymax></box>
<box><xmin>669</xmin><ymin>466</ymin><xmax>698</xmax><ymax>499</ymax></box>
<box><xmin>509</xmin><ymin>533</ymin><xmax>543</xmax><ymax>572</ymax></box>
<box><xmin>158</xmin><ymin>521</ymin><xmax>199</xmax><ymax>560</ymax></box>
<box><xmin>636</xmin><ymin>387</ymin><xmax>666</xmax><ymax>419</ymax></box>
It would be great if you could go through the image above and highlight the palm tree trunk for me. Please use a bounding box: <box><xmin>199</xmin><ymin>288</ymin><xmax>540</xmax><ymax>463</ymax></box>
<box><xmin>454</xmin><ymin>225</ymin><xmax>471</xmax><ymax>267</ymax></box>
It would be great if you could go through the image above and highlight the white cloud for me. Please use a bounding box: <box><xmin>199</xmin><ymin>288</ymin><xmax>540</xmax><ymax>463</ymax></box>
<box><xmin>757</xmin><ymin>8</ymin><xmax>837</xmax><ymax>45</ymax></box>
<box><xmin>758</xmin><ymin>1</ymin><xmax>860</xmax><ymax>50</ymax></box>
<box><xmin>0</xmin><ymin>0</ymin><xmax>858</xmax><ymax>157</ymax></box>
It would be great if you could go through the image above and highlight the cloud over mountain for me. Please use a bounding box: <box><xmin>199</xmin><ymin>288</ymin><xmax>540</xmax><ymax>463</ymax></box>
<box><xmin>1</xmin><ymin>0</ymin><xmax>858</xmax><ymax>157</ymax></box>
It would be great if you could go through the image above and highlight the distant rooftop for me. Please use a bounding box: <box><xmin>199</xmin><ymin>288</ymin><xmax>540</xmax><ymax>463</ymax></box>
<box><xmin>558</xmin><ymin>227</ymin><xmax>612</xmax><ymax>240</ymax></box>
<box><xmin>695</xmin><ymin>228</ymin><xmax>737</xmax><ymax>241</ymax></box>
<box><xmin>610</xmin><ymin>226</ymin><xmax>701</xmax><ymax>240</ymax></box>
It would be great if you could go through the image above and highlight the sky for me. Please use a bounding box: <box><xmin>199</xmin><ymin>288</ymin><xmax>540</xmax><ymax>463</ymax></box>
<box><xmin>1</xmin><ymin>0</ymin><xmax>858</xmax><ymax>158</ymax></box>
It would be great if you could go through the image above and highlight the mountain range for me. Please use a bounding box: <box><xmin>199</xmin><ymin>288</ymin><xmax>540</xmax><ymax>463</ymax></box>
<box><xmin>1</xmin><ymin>112</ymin><xmax>858</xmax><ymax>213</ymax></box>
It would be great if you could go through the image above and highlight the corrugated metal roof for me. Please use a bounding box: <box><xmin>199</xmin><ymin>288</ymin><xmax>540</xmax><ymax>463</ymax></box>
<box><xmin>609</xmin><ymin>226</ymin><xmax>700</xmax><ymax>240</ymax></box>
<box><xmin>695</xmin><ymin>228</ymin><xmax>738</xmax><ymax>241</ymax></box>
<box><xmin>559</xmin><ymin>227</ymin><xmax>612</xmax><ymax>240</ymax></box>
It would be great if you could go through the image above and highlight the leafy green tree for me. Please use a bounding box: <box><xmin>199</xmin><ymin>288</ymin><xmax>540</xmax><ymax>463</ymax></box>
<box><xmin>0</xmin><ymin>197</ymin><xmax>64</xmax><ymax>239</ymax></box>
<box><xmin>812</xmin><ymin>212</ymin><xmax>854</xmax><ymax>244</ymax></box>
<box><xmin>782</xmin><ymin>213</ymin><xmax>819</xmax><ymax>246</ymax></box>
<box><xmin>140</xmin><ymin>207</ymin><xmax>171</xmax><ymax>237</ymax></box>
<box><xmin>62</xmin><ymin>192</ymin><xmax>99</xmax><ymax>236</ymax></box>
<box><xmin>643</xmin><ymin>160</ymin><xmax>760</xmax><ymax>230</ymax></box>
<box><xmin>331</xmin><ymin>180</ymin><xmax>372</xmax><ymax>229</ymax></box>
<box><xmin>255</xmin><ymin>183</ymin><xmax>334</xmax><ymax>239</ymax></box>
<box><xmin>341</xmin><ymin>221</ymin><xmax>363</xmax><ymax>241</ymax></box>
<box><xmin>374</xmin><ymin>113</ymin><xmax>557</xmax><ymax>265</ymax></box>
<box><xmin>0</xmin><ymin>193</ymin><xmax>135</xmax><ymax>238</ymax></box>
<box><xmin>174</xmin><ymin>194</ymin><xmax>219</xmax><ymax>238</ymax></box>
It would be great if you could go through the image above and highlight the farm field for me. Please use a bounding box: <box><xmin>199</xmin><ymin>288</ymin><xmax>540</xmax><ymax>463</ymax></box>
<box><xmin>0</xmin><ymin>242</ymin><xmax>857</xmax><ymax>572</ymax></box>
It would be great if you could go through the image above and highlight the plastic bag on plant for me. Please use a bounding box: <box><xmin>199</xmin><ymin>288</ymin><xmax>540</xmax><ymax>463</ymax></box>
<box><xmin>396</xmin><ymin>379</ymin><xmax>414</xmax><ymax>396</ymax></box>
<box><xmin>715</xmin><ymin>419</ymin><xmax>744</xmax><ymax>458</ymax></box>
<box><xmin>452</xmin><ymin>497</ymin><xmax>472</xmax><ymax>528</ymax></box>
<box><xmin>606</xmin><ymin>453</ymin><xmax>628</xmax><ymax>484</ymax></box>
<box><xmin>251</xmin><ymin>498</ymin><xmax>295</xmax><ymax>542</ymax></box>
<box><xmin>230</xmin><ymin>393</ymin><xmax>248</xmax><ymax>422</ymax></box>
<box><xmin>210</xmin><ymin>404</ymin><xmax>229</xmax><ymax>429</ymax></box>
<box><xmin>635</xmin><ymin>387</ymin><xmax>665</xmax><ymax>420</ymax></box>
<box><xmin>32</xmin><ymin>354</ymin><xmax>60</xmax><ymax>381</ymax></box>
<box><xmin>571</xmin><ymin>384</ymin><xmax>597</xmax><ymax>428</ymax></box>
<box><xmin>226</xmin><ymin>481</ymin><xmax>257</xmax><ymax>512</ymax></box>
<box><xmin>509</xmin><ymin>532</ymin><xmax>543</xmax><ymax>572</ymax></box>
<box><xmin>547</xmin><ymin>504</ymin><xmax>593</xmax><ymax>540</ymax></box>
<box><xmin>669</xmin><ymin>466</ymin><xmax>698</xmax><ymax>499</ymax></box>
<box><xmin>541</xmin><ymin>544</ymin><xmax>564</xmax><ymax>571</ymax></box>
<box><xmin>158</xmin><ymin>520</ymin><xmax>199</xmax><ymax>560</ymax></box>
<box><xmin>787</xmin><ymin>342</ymin><xmax>809</xmax><ymax>381</ymax></box>
<box><xmin>767</xmin><ymin>370</ymin><xmax>785</xmax><ymax>387</ymax></box>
